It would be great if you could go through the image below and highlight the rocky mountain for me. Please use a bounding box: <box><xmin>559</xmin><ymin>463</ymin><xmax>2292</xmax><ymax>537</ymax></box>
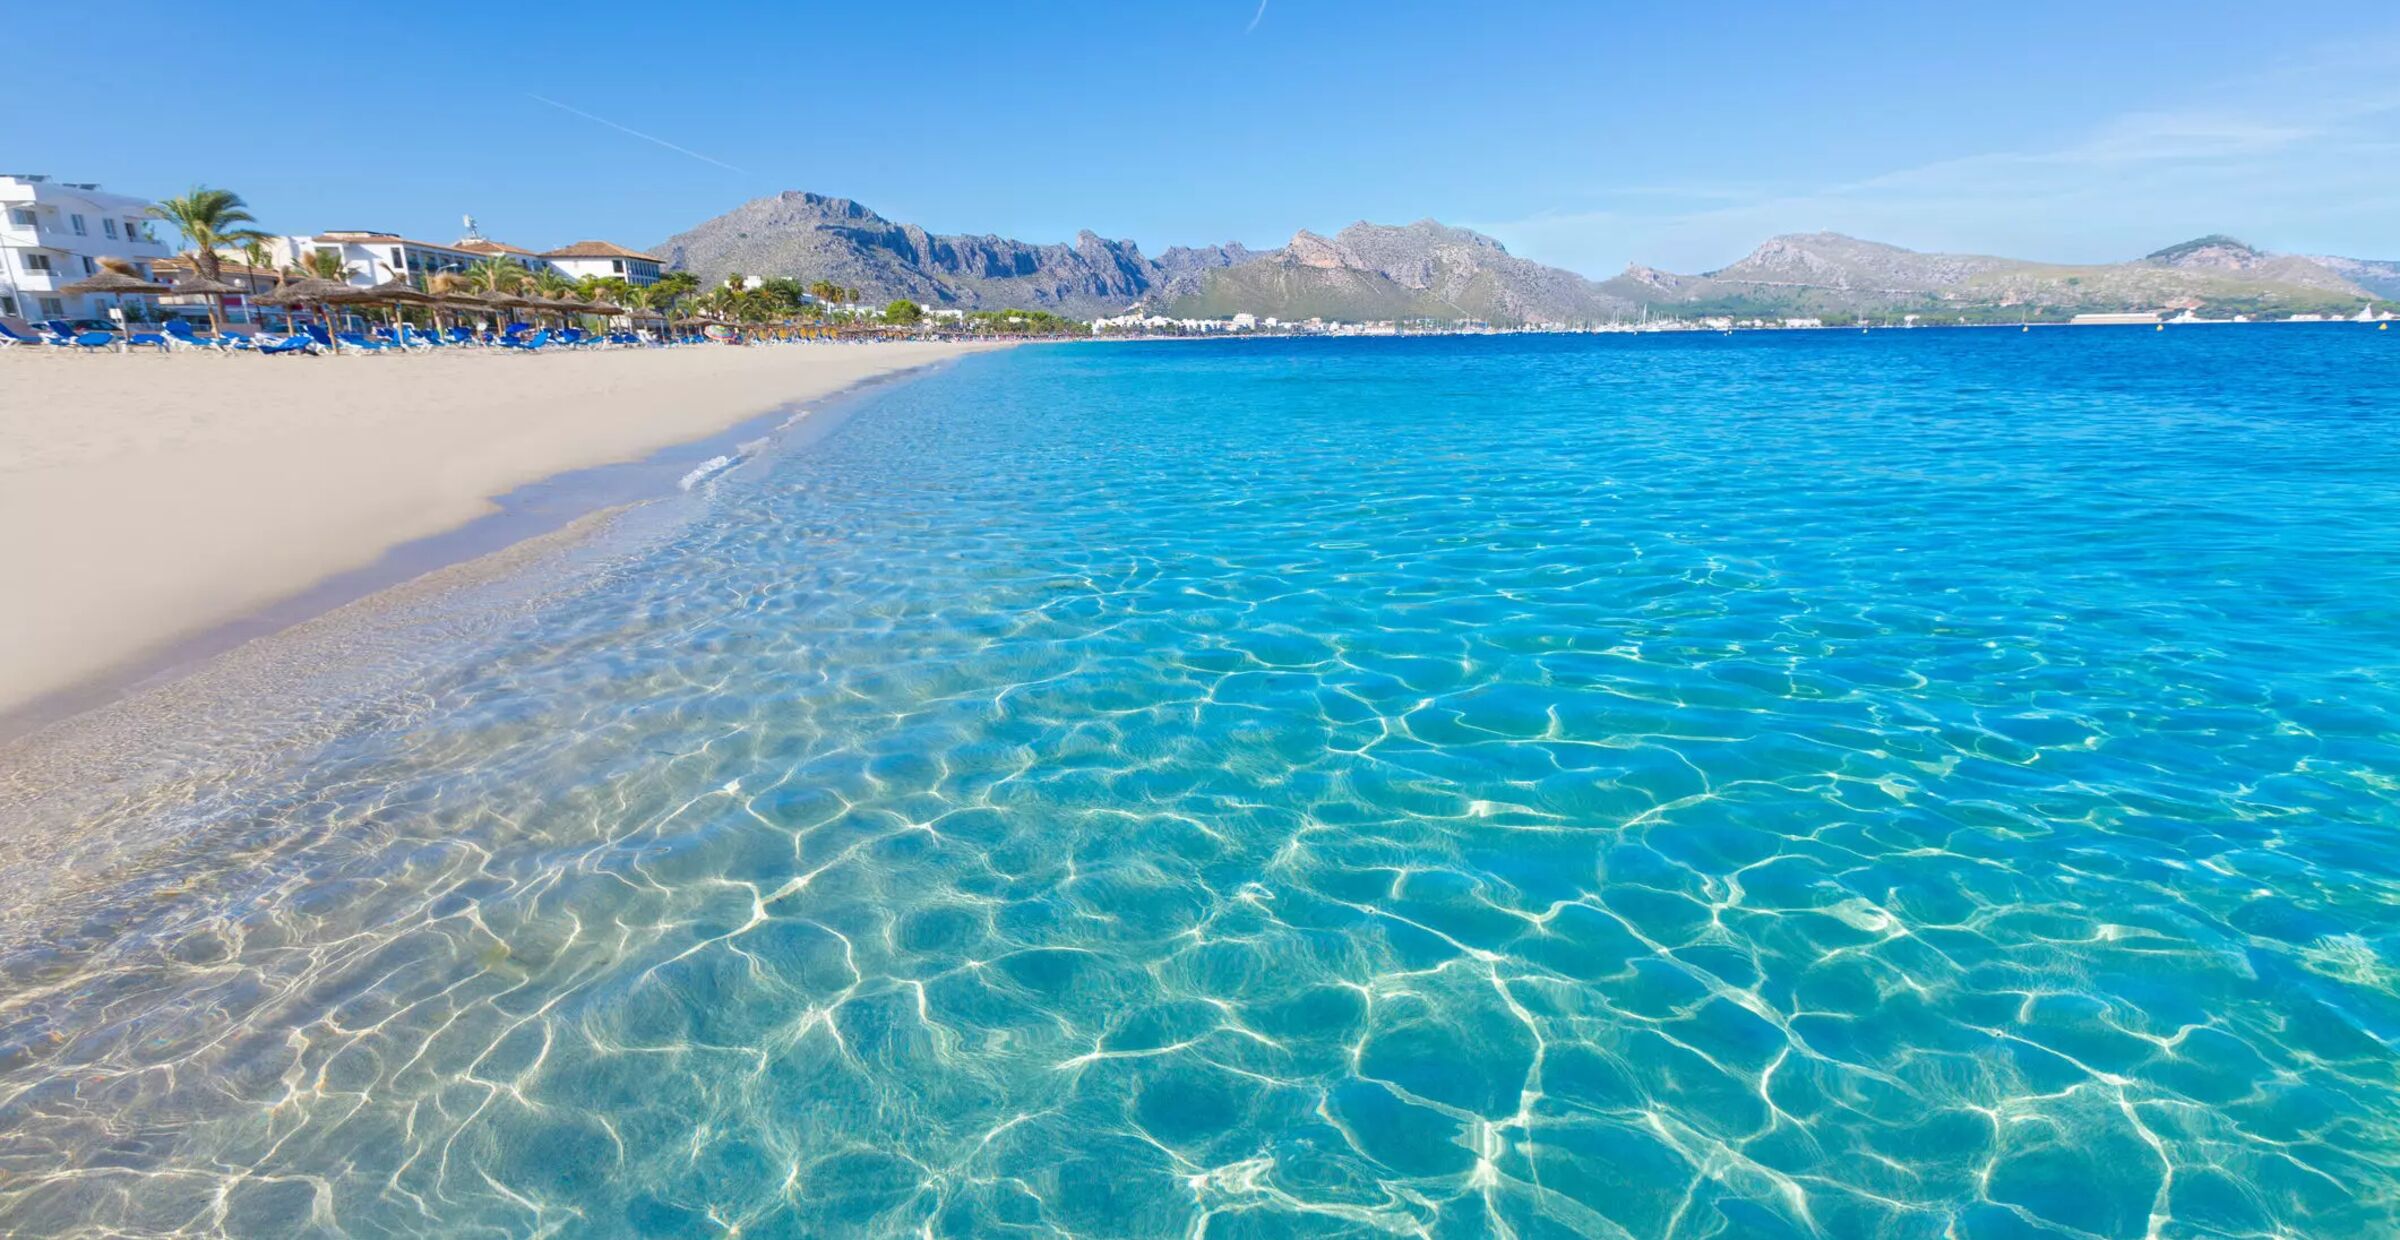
<box><xmin>657</xmin><ymin>194</ymin><xmax>1631</xmax><ymax>324</ymax></box>
<box><xmin>1154</xmin><ymin>242</ymin><xmax>1263</xmax><ymax>282</ymax></box>
<box><xmin>2302</xmin><ymin>254</ymin><xmax>2400</xmax><ymax>300</ymax></box>
<box><xmin>1156</xmin><ymin>221</ymin><xmax>1633</xmax><ymax>324</ymax></box>
<box><xmin>659</xmin><ymin>194</ymin><xmax>2392</xmax><ymax>325</ymax></box>
<box><xmin>1601</xmin><ymin>232</ymin><xmax>2386</xmax><ymax>319</ymax></box>
<box><xmin>657</xmin><ymin>192</ymin><xmax>1164</xmax><ymax>316</ymax></box>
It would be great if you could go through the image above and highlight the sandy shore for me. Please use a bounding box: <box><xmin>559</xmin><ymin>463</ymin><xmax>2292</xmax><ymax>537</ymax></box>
<box><xmin>0</xmin><ymin>341</ymin><xmax>1003</xmax><ymax>719</ymax></box>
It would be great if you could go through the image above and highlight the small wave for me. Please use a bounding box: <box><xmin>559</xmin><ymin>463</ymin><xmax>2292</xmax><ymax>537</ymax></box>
<box><xmin>678</xmin><ymin>453</ymin><xmax>744</xmax><ymax>491</ymax></box>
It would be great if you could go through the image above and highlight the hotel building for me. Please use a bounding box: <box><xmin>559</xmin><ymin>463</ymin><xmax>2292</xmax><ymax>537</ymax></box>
<box><xmin>0</xmin><ymin>174</ymin><xmax>172</xmax><ymax>321</ymax></box>
<box><xmin>540</xmin><ymin>241</ymin><xmax>664</xmax><ymax>285</ymax></box>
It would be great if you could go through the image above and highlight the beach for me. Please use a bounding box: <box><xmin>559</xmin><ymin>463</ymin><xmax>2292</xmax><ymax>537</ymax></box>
<box><xmin>0</xmin><ymin>342</ymin><xmax>1003</xmax><ymax>720</ymax></box>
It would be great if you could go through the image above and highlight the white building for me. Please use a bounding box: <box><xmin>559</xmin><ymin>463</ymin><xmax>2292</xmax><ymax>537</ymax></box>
<box><xmin>541</xmin><ymin>240</ymin><xmax>663</xmax><ymax>286</ymax></box>
<box><xmin>273</xmin><ymin>230</ymin><xmax>488</xmax><ymax>288</ymax></box>
<box><xmin>453</xmin><ymin>236</ymin><xmax>550</xmax><ymax>274</ymax></box>
<box><xmin>0</xmin><ymin>174</ymin><xmax>171</xmax><ymax>322</ymax></box>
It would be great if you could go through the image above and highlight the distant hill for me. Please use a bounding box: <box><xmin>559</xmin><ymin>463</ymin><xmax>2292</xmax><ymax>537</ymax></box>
<box><xmin>1603</xmin><ymin>232</ymin><xmax>2383</xmax><ymax>319</ymax></box>
<box><xmin>1155</xmin><ymin>221</ymin><xmax>1633</xmax><ymax>324</ymax></box>
<box><xmin>2306</xmin><ymin>254</ymin><xmax>2400</xmax><ymax>299</ymax></box>
<box><xmin>658</xmin><ymin>193</ymin><xmax>2392</xmax><ymax>324</ymax></box>
<box><xmin>657</xmin><ymin>194</ymin><xmax>1631</xmax><ymax>324</ymax></box>
<box><xmin>658</xmin><ymin>192</ymin><xmax>1166</xmax><ymax>317</ymax></box>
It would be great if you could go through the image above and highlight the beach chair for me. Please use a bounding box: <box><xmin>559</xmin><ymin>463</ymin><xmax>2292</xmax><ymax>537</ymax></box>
<box><xmin>256</xmin><ymin>334</ymin><xmax>317</xmax><ymax>356</ymax></box>
<box><xmin>162</xmin><ymin>320</ymin><xmax>218</xmax><ymax>352</ymax></box>
<box><xmin>0</xmin><ymin>321</ymin><xmax>39</xmax><ymax>348</ymax></box>
<box><xmin>499</xmin><ymin>329</ymin><xmax>552</xmax><ymax>351</ymax></box>
<box><xmin>335</xmin><ymin>332</ymin><xmax>394</xmax><ymax>354</ymax></box>
<box><xmin>128</xmin><ymin>330</ymin><xmax>169</xmax><ymax>351</ymax></box>
<box><xmin>60</xmin><ymin>330</ymin><xmax>116</xmax><ymax>351</ymax></box>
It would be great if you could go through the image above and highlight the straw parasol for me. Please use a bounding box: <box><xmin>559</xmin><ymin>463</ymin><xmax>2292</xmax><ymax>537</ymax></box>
<box><xmin>166</xmin><ymin>272</ymin><xmax>243</xmax><ymax>336</ymax></box>
<box><xmin>336</xmin><ymin>278</ymin><xmax>438</xmax><ymax>330</ymax></box>
<box><xmin>254</xmin><ymin>275</ymin><xmax>355</xmax><ymax>338</ymax></box>
<box><xmin>58</xmin><ymin>268</ymin><xmax>173</xmax><ymax>351</ymax></box>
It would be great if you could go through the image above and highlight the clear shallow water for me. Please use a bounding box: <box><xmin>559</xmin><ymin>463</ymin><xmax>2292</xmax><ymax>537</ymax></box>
<box><xmin>3</xmin><ymin>330</ymin><xmax>2398</xmax><ymax>1238</ymax></box>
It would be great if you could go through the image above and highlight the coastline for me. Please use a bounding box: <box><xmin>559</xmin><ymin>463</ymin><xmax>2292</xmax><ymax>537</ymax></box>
<box><xmin>0</xmin><ymin>342</ymin><xmax>1006</xmax><ymax>729</ymax></box>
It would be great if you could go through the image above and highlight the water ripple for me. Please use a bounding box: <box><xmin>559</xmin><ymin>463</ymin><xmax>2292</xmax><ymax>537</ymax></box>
<box><xmin>2</xmin><ymin>331</ymin><xmax>2396</xmax><ymax>1237</ymax></box>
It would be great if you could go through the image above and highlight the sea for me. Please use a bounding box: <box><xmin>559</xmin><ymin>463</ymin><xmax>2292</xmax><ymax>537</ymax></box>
<box><xmin>1</xmin><ymin>328</ymin><xmax>2395</xmax><ymax>1237</ymax></box>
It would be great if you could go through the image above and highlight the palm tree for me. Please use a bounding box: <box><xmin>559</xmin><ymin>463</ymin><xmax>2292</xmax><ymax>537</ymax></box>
<box><xmin>148</xmin><ymin>186</ymin><xmax>269</xmax><ymax>335</ymax></box>
<box><xmin>463</xmin><ymin>256</ymin><xmax>524</xmax><ymax>295</ymax></box>
<box><xmin>294</xmin><ymin>249</ymin><xmax>356</xmax><ymax>281</ymax></box>
<box><xmin>237</xmin><ymin>237</ymin><xmax>274</xmax><ymax>313</ymax></box>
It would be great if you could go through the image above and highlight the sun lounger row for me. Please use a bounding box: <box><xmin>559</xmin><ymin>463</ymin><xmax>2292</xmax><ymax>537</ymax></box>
<box><xmin>6</xmin><ymin>317</ymin><xmax>758</xmax><ymax>355</ymax></box>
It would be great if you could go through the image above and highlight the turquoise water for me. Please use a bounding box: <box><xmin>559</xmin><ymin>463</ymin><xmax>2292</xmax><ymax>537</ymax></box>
<box><xmin>4</xmin><ymin>330</ymin><xmax>2398</xmax><ymax>1237</ymax></box>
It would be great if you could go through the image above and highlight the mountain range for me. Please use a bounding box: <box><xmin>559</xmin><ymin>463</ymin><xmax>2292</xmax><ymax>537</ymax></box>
<box><xmin>656</xmin><ymin>193</ymin><xmax>2397</xmax><ymax>324</ymax></box>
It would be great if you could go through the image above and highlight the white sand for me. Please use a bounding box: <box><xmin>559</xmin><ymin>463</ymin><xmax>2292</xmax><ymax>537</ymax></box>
<box><xmin>0</xmin><ymin>342</ymin><xmax>1004</xmax><ymax>716</ymax></box>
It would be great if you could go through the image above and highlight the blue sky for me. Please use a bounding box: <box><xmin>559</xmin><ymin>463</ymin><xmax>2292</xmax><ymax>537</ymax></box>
<box><xmin>16</xmin><ymin>1</ymin><xmax>2398</xmax><ymax>274</ymax></box>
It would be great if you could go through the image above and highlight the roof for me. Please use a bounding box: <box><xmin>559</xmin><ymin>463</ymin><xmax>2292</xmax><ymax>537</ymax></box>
<box><xmin>315</xmin><ymin>230</ymin><xmax>481</xmax><ymax>255</ymax></box>
<box><xmin>541</xmin><ymin>240</ymin><xmax>663</xmax><ymax>261</ymax></box>
<box><xmin>455</xmin><ymin>238</ymin><xmax>540</xmax><ymax>257</ymax></box>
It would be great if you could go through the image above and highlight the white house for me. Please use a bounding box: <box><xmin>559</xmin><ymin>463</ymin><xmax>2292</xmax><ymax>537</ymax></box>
<box><xmin>273</xmin><ymin>230</ymin><xmax>488</xmax><ymax>288</ymax></box>
<box><xmin>0</xmin><ymin>174</ymin><xmax>171</xmax><ymax>321</ymax></box>
<box><xmin>541</xmin><ymin>240</ymin><xmax>663</xmax><ymax>286</ymax></box>
<box><xmin>453</xmin><ymin>236</ymin><xmax>550</xmax><ymax>273</ymax></box>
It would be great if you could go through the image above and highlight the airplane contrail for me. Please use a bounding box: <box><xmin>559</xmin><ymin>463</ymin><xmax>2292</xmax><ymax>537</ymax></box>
<box><xmin>1246</xmin><ymin>0</ymin><xmax>1268</xmax><ymax>33</ymax></box>
<box><xmin>525</xmin><ymin>94</ymin><xmax>748</xmax><ymax>175</ymax></box>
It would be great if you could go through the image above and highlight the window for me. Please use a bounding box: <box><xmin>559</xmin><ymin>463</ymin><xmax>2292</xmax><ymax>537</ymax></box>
<box><xmin>81</xmin><ymin>256</ymin><xmax>96</xmax><ymax>275</ymax></box>
<box><xmin>0</xmin><ymin>294</ymin><xmax>14</xmax><ymax>316</ymax></box>
<box><xmin>390</xmin><ymin>246</ymin><xmax>403</xmax><ymax>268</ymax></box>
<box><xmin>103</xmin><ymin>218</ymin><xmax>118</xmax><ymax>239</ymax></box>
<box><xmin>612</xmin><ymin>259</ymin><xmax>625</xmax><ymax>273</ymax></box>
<box><xmin>125</xmin><ymin>219</ymin><xmax>141</xmax><ymax>241</ymax></box>
<box><xmin>70</xmin><ymin>213</ymin><xmax>86</xmax><ymax>236</ymax></box>
<box><xmin>23</xmin><ymin>253</ymin><xmax>51</xmax><ymax>273</ymax></box>
<box><xmin>7</xmin><ymin>208</ymin><xmax>33</xmax><ymax>227</ymax></box>
<box><xmin>38</xmin><ymin>297</ymin><xmax>63</xmax><ymax>318</ymax></box>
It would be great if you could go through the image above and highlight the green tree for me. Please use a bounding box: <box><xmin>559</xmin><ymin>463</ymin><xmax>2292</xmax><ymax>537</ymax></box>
<box><xmin>148</xmin><ymin>185</ymin><xmax>270</xmax><ymax>334</ymax></box>
<box><xmin>757</xmin><ymin>277</ymin><xmax>808</xmax><ymax>316</ymax></box>
<box><xmin>463</xmin><ymin>256</ymin><xmax>524</xmax><ymax>295</ymax></box>
<box><xmin>238</xmin><ymin>237</ymin><xmax>274</xmax><ymax>304</ymax></box>
<box><xmin>651</xmin><ymin>270</ymin><xmax>699</xmax><ymax>301</ymax></box>
<box><xmin>294</xmin><ymin>248</ymin><xmax>356</xmax><ymax>281</ymax></box>
<box><xmin>884</xmin><ymin>299</ymin><xmax>924</xmax><ymax>326</ymax></box>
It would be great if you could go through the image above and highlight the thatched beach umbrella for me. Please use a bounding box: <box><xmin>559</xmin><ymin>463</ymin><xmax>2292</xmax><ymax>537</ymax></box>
<box><xmin>336</xmin><ymin>278</ymin><xmax>438</xmax><ymax>330</ymax></box>
<box><xmin>255</xmin><ymin>275</ymin><xmax>354</xmax><ymax>339</ymax></box>
<box><xmin>59</xmin><ymin>268</ymin><xmax>173</xmax><ymax>351</ymax></box>
<box><xmin>166</xmin><ymin>272</ymin><xmax>243</xmax><ymax>335</ymax></box>
<box><xmin>448</xmin><ymin>290</ymin><xmax>518</xmax><ymax>335</ymax></box>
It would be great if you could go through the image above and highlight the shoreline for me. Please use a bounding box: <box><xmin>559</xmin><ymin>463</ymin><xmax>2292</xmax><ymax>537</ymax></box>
<box><xmin>0</xmin><ymin>342</ymin><xmax>1006</xmax><ymax>735</ymax></box>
